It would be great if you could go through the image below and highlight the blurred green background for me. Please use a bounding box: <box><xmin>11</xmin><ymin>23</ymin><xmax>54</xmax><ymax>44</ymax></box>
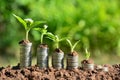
<box><xmin>0</xmin><ymin>0</ymin><xmax>120</xmax><ymax>67</ymax></box>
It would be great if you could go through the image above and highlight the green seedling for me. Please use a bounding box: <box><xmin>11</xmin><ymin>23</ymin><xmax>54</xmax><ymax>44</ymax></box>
<box><xmin>66</xmin><ymin>39</ymin><xmax>80</xmax><ymax>53</ymax></box>
<box><xmin>13</xmin><ymin>14</ymin><xmax>45</xmax><ymax>41</ymax></box>
<box><xmin>47</xmin><ymin>34</ymin><xmax>65</xmax><ymax>69</ymax></box>
<box><xmin>35</xmin><ymin>25</ymin><xmax>50</xmax><ymax>69</ymax></box>
<box><xmin>47</xmin><ymin>34</ymin><xmax>67</xmax><ymax>48</ymax></box>
<box><xmin>34</xmin><ymin>25</ymin><xmax>53</xmax><ymax>44</ymax></box>
<box><xmin>85</xmin><ymin>48</ymin><xmax>90</xmax><ymax>60</ymax></box>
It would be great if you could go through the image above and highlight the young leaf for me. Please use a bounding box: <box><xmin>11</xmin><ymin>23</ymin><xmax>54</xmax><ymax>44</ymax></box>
<box><xmin>34</xmin><ymin>28</ymin><xmax>47</xmax><ymax>34</ymax></box>
<box><xmin>72</xmin><ymin>40</ymin><xmax>80</xmax><ymax>52</ymax></box>
<box><xmin>34</xmin><ymin>27</ymin><xmax>46</xmax><ymax>43</ymax></box>
<box><xmin>46</xmin><ymin>34</ymin><xmax>66</xmax><ymax>48</ymax></box>
<box><xmin>66</xmin><ymin>39</ymin><xmax>80</xmax><ymax>52</ymax></box>
<box><xmin>13</xmin><ymin>14</ymin><xmax>45</xmax><ymax>41</ymax></box>
<box><xmin>46</xmin><ymin>36</ymin><xmax>55</xmax><ymax>41</ymax></box>
<box><xmin>24</xmin><ymin>18</ymin><xmax>33</xmax><ymax>25</ymax></box>
<box><xmin>43</xmin><ymin>25</ymin><xmax>48</xmax><ymax>29</ymax></box>
<box><xmin>45</xmin><ymin>32</ymin><xmax>55</xmax><ymax>40</ymax></box>
<box><xmin>13</xmin><ymin>14</ymin><xmax>27</xmax><ymax>30</ymax></box>
<box><xmin>66</xmin><ymin>39</ymin><xmax>73</xmax><ymax>52</ymax></box>
<box><xmin>30</xmin><ymin>21</ymin><xmax>46</xmax><ymax>29</ymax></box>
<box><xmin>33</xmin><ymin>28</ymin><xmax>43</xmax><ymax>32</ymax></box>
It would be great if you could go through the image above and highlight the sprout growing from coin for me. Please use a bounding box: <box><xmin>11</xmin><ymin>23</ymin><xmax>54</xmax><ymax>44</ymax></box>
<box><xmin>34</xmin><ymin>25</ymin><xmax>53</xmax><ymax>68</ymax></box>
<box><xmin>66</xmin><ymin>39</ymin><xmax>80</xmax><ymax>69</ymax></box>
<box><xmin>81</xmin><ymin>48</ymin><xmax>94</xmax><ymax>70</ymax></box>
<box><xmin>47</xmin><ymin>34</ymin><xmax>66</xmax><ymax>69</ymax></box>
<box><xmin>13</xmin><ymin>14</ymin><xmax>45</xmax><ymax>68</ymax></box>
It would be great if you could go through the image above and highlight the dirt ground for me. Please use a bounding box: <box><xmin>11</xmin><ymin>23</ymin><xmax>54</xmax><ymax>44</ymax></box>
<box><xmin>0</xmin><ymin>64</ymin><xmax>120</xmax><ymax>80</ymax></box>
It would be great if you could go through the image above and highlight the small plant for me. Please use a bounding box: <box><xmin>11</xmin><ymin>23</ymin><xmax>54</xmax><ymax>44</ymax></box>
<box><xmin>34</xmin><ymin>25</ymin><xmax>53</xmax><ymax>44</ymax></box>
<box><xmin>34</xmin><ymin>25</ymin><xmax>53</xmax><ymax>68</ymax></box>
<box><xmin>81</xmin><ymin>48</ymin><xmax>94</xmax><ymax>70</ymax></box>
<box><xmin>47</xmin><ymin>34</ymin><xmax>66</xmax><ymax>69</ymax></box>
<box><xmin>66</xmin><ymin>39</ymin><xmax>80</xmax><ymax>69</ymax></box>
<box><xmin>13</xmin><ymin>14</ymin><xmax>45</xmax><ymax>68</ymax></box>
<box><xmin>47</xmin><ymin>34</ymin><xmax>66</xmax><ymax>49</ymax></box>
<box><xmin>13</xmin><ymin>14</ymin><xmax>45</xmax><ymax>41</ymax></box>
<box><xmin>85</xmin><ymin>48</ymin><xmax>90</xmax><ymax>60</ymax></box>
<box><xmin>66</xmin><ymin>39</ymin><xmax>80</xmax><ymax>53</ymax></box>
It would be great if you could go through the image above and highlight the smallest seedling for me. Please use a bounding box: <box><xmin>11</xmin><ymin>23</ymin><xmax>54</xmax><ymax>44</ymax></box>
<box><xmin>85</xmin><ymin>48</ymin><xmax>90</xmax><ymax>60</ymax></box>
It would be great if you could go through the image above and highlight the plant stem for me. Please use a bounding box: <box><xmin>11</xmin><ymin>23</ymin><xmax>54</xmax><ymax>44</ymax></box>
<box><xmin>41</xmin><ymin>34</ymin><xmax>44</xmax><ymax>44</ymax></box>
<box><xmin>56</xmin><ymin>42</ymin><xmax>59</xmax><ymax>49</ymax></box>
<box><xmin>26</xmin><ymin>30</ymin><xmax>29</xmax><ymax>41</ymax></box>
<box><xmin>71</xmin><ymin>47</ymin><xmax>73</xmax><ymax>53</ymax></box>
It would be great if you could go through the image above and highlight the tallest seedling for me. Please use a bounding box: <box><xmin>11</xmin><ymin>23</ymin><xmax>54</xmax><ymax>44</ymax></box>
<box><xmin>13</xmin><ymin>14</ymin><xmax>44</xmax><ymax>68</ymax></box>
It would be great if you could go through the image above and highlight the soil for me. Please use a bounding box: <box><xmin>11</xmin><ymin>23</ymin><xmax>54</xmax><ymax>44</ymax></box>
<box><xmin>0</xmin><ymin>64</ymin><xmax>120</xmax><ymax>80</ymax></box>
<box><xmin>38</xmin><ymin>44</ymin><xmax>48</xmax><ymax>48</ymax></box>
<box><xmin>54</xmin><ymin>48</ymin><xmax>63</xmax><ymax>53</ymax></box>
<box><xmin>19</xmin><ymin>40</ymin><xmax>30</xmax><ymax>45</ymax></box>
<box><xmin>68</xmin><ymin>51</ymin><xmax>78</xmax><ymax>56</ymax></box>
<box><xmin>81</xmin><ymin>59</ymin><xmax>94</xmax><ymax>64</ymax></box>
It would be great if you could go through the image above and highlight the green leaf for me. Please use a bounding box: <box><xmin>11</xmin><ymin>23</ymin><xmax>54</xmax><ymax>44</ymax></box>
<box><xmin>45</xmin><ymin>32</ymin><xmax>55</xmax><ymax>41</ymax></box>
<box><xmin>46</xmin><ymin>37</ymin><xmax>55</xmax><ymax>41</ymax></box>
<box><xmin>24</xmin><ymin>18</ymin><xmax>33</xmax><ymax>26</ymax></box>
<box><xmin>33</xmin><ymin>28</ymin><xmax>43</xmax><ymax>32</ymax></box>
<box><xmin>13</xmin><ymin>14</ymin><xmax>27</xmax><ymax>30</ymax></box>
<box><xmin>34</xmin><ymin>27</ymin><xmax>47</xmax><ymax>33</ymax></box>
<box><xmin>72</xmin><ymin>40</ymin><xmax>80</xmax><ymax>52</ymax></box>
<box><xmin>30</xmin><ymin>21</ymin><xmax>46</xmax><ymax>28</ymax></box>
<box><xmin>45</xmin><ymin>32</ymin><xmax>55</xmax><ymax>39</ymax></box>
<box><xmin>66</xmin><ymin>39</ymin><xmax>73</xmax><ymax>52</ymax></box>
<box><xmin>43</xmin><ymin>25</ymin><xmax>48</xmax><ymax>29</ymax></box>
